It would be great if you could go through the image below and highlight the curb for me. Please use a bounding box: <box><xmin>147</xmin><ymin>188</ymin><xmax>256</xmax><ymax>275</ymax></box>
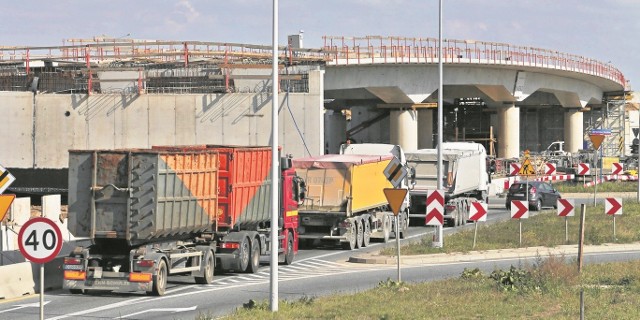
<box><xmin>349</xmin><ymin>243</ymin><xmax>640</xmax><ymax>265</ymax></box>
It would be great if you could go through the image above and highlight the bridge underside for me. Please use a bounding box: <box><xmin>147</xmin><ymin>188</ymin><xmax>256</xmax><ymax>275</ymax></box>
<box><xmin>324</xmin><ymin>64</ymin><xmax>617</xmax><ymax>158</ymax></box>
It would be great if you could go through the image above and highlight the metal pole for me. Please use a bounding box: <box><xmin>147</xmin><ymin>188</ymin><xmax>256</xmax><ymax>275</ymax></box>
<box><xmin>270</xmin><ymin>0</ymin><xmax>279</xmax><ymax>312</ymax></box>
<box><xmin>519</xmin><ymin>219</ymin><xmax>522</xmax><ymax>246</ymax></box>
<box><xmin>593</xmin><ymin>150</ymin><xmax>597</xmax><ymax>206</ymax></box>
<box><xmin>578</xmin><ymin>204</ymin><xmax>586</xmax><ymax>272</ymax></box>
<box><xmin>580</xmin><ymin>288</ymin><xmax>585</xmax><ymax>320</ymax></box>
<box><xmin>473</xmin><ymin>222</ymin><xmax>478</xmax><ymax>249</ymax></box>
<box><xmin>565</xmin><ymin>216</ymin><xmax>568</xmax><ymax>243</ymax></box>
<box><xmin>396</xmin><ymin>216</ymin><xmax>401</xmax><ymax>282</ymax></box>
<box><xmin>613</xmin><ymin>216</ymin><xmax>616</xmax><ymax>241</ymax></box>
<box><xmin>40</xmin><ymin>264</ymin><xmax>44</xmax><ymax>320</ymax></box>
<box><xmin>434</xmin><ymin>0</ymin><xmax>444</xmax><ymax>248</ymax></box>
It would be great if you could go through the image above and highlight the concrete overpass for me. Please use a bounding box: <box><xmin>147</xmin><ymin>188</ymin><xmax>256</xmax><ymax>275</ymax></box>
<box><xmin>321</xmin><ymin>36</ymin><xmax>627</xmax><ymax>158</ymax></box>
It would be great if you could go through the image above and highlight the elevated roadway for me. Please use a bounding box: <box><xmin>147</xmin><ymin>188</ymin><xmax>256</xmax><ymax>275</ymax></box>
<box><xmin>322</xmin><ymin>36</ymin><xmax>627</xmax><ymax>158</ymax></box>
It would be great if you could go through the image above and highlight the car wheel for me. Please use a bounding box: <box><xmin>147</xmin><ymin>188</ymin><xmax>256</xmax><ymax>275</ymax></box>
<box><xmin>534</xmin><ymin>199</ymin><xmax>542</xmax><ymax>211</ymax></box>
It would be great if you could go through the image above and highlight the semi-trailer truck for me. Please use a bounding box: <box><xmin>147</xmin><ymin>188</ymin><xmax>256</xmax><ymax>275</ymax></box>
<box><xmin>292</xmin><ymin>154</ymin><xmax>396</xmax><ymax>250</ymax></box>
<box><xmin>63</xmin><ymin>145</ymin><xmax>304</xmax><ymax>296</ymax></box>
<box><xmin>406</xmin><ymin>142</ymin><xmax>490</xmax><ymax>227</ymax></box>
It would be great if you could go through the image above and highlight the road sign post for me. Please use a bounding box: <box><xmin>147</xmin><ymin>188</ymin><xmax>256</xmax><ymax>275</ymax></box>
<box><xmin>590</xmin><ymin>131</ymin><xmax>608</xmax><ymax>206</ymax></box>
<box><xmin>605</xmin><ymin>197</ymin><xmax>622</xmax><ymax>241</ymax></box>
<box><xmin>383</xmin><ymin>188</ymin><xmax>408</xmax><ymax>283</ymax></box>
<box><xmin>469</xmin><ymin>201</ymin><xmax>487</xmax><ymax>249</ymax></box>
<box><xmin>557</xmin><ymin>199</ymin><xmax>575</xmax><ymax>243</ymax></box>
<box><xmin>510</xmin><ymin>200</ymin><xmax>528</xmax><ymax>246</ymax></box>
<box><xmin>18</xmin><ymin>217</ymin><xmax>63</xmax><ymax>320</ymax></box>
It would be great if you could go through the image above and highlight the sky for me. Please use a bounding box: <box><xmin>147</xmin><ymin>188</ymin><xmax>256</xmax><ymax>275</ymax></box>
<box><xmin>1</xmin><ymin>0</ymin><xmax>637</xmax><ymax>91</ymax></box>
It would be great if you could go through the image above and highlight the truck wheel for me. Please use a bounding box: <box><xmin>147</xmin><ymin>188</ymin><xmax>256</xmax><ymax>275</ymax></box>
<box><xmin>355</xmin><ymin>219</ymin><xmax>364</xmax><ymax>249</ymax></box>
<box><xmin>363</xmin><ymin>219</ymin><xmax>371</xmax><ymax>247</ymax></box>
<box><xmin>382</xmin><ymin>214</ymin><xmax>391</xmax><ymax>243</ymax></box>
<box><xmin>150</xmin><ymin>259</ymin><xmax>167</xmax><ymax>296</ymax></box>
<box><xmin>195</xmin><ymin>252</ymin><xmax>214</xmax><ymax>284</ymax></box>
<box><xmin>247</xmin><ymin>238</ymin><xmax>260</xmax><ymax>273</ymax></box>
<box><xmin>284</xmin><ymin>231</ymin><xmax>295</xmax><ymax>265</ymax></box>
<box><xmin>342</xmin><ymin>223</ymin><xmax>357</xmax><ymax>250</ymax></box>
<box><xmin>399</xmin><ymin>211</ymin><xmax>408</xmax><ymax>239</ymax></box>
<box><xmin>238</xmin><ymin>237</ymin><xmax>251</xmax><ymax>273</ymax></box>
<box><xmin>69</xmin><ymin>289</ymin><xmax>84</xmax><ymax>295</ymax></box>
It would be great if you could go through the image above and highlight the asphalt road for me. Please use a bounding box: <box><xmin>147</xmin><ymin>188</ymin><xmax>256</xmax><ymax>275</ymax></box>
<box><xmin>0</xmin><ymin>196</ymin><xmax>635</xmax><ymax>320</ymax></box>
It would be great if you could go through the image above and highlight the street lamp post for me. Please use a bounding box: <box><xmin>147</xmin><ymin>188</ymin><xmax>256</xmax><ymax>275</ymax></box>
<box><xmin>270</xmin><ymin>0</ymin><xmax>280</xmax><ymax>312</ymax></box>
<box><xmin>434</xmin><ymin>0</ymin><xmax>444</xmax><ymax>248</ymax></box>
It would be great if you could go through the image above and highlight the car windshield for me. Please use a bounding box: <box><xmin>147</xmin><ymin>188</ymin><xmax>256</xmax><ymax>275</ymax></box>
<box><xmin>509</xmin><ymin>183</ymin><xmax>531</xmax><ymax>192</ymax></box>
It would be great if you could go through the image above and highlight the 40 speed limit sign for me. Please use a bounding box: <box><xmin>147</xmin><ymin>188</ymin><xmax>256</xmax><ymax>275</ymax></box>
<box><xmin>18</xmin><ymin>217</ymin><xmax>63</xmax><ymax>264</ymax></box>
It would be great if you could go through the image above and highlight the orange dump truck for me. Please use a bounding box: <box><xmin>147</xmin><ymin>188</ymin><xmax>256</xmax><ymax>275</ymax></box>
<box><xmin>63</xmin><ymin>145</ymin><xmax>304</xmax><ymax>296</ymax></box>
<box><xmin>292</xmin><ymin>154</ymin><xmax>396</xmax><ymax>250</ymax></box>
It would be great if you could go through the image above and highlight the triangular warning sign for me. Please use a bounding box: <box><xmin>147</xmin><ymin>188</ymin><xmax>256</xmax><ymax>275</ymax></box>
<box><xmin>518</xmin><ymin>158</ymin><xmax>536</xmax><ymax>175</ymax></box>
<box><xmin>383</xmin><ymin>188</ymin><xmax>408</xmax><ymax>216</ymax></box>
<box><xmin>590</xmin><ymin>134</ymin><xmax>605</xmax><ymax>150</ymax></box>
<box><xmin>0</xmin><ymin>194</ymin><xmax>15</xmax><ymax>222</ymax></box>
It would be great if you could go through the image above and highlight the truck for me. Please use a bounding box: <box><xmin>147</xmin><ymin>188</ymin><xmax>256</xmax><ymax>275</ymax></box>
<box><xmin>292</xmin><ymin>154</ymin><xmax>396</xmax><ymax>250</ymax></box>
<box><xmin>406</xmin><ymin>142</ymin><xmax>490</xmax><ymax>227</ymax></box>
<box><xmin>339</xmin><ymin>142</ymin><xmax>410</xmax><ymax>238</ymax></box>
<box><xmin>62</xmin><ymin>145</ymin><xmax>305</xmax><ymax>296</ymax></box>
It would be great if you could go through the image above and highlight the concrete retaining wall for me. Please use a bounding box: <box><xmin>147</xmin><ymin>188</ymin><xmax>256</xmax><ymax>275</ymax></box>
<box><xmin>1</xmin><ymin>70</ymin><xmax>324</xmax><ymax>171</ymax></box>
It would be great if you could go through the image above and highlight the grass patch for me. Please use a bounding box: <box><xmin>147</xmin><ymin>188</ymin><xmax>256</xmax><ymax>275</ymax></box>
<box><xmin>553</xmin><ymin>180</ymin><xmax>638</xmax><ymax>193</ymax></box>
<box><xmin>217</xmin><ymin>257</ymin><xmax>640</xmax><ymax>319</ymax></box>
<box><xmin>382</xmin><ymin>201</ymin><xmax>640</xmax><ymax>256</ymax></box>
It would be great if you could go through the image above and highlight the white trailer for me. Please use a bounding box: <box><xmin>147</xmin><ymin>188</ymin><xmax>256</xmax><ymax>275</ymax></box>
<box><xmin>406</xmin><ymin>142</ymin><xmax>490</xmax><ymax>227</ymax></box>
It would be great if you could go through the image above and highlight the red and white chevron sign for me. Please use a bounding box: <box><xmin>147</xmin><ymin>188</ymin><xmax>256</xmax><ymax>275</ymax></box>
<box><xmin>578</xmin><ymin>163</ymin><xmax>590</xmax><ymax>175</ymax></box>
<box><xmin>511</xmin><ymin>200</ymin><xmax>529</xmax><ymax>219</ymax></box>
<box><xmin>611</xmin><ymin>162</ymin><xmax>623</xmax><ymax>175</ymax></box>
<box><xmin>510</xmin><ymin>163</ymin><xmax>521</xmax><ymax>176</ymax></box>
<box><xmin>557</xmin><ymin>199</ymin><xmax>575</xmax><ymax>217</ymax></box>
<box><xmin>545</xmin><ymin>162</ymin><xmax>556</xmax><ymax>175</ymax></box>
<box><xmin>605</xmin><ymin>197</ymin><xmax>622</xmax><ymax>215</ymax></box>
<box><xmin>469</xmin><ymin>201</ymin><xmax>488</xmax><ymax>222</ymax></box>
<box><xmin>425</xmin><ymin>190</ymin><xmax>444</xmax><ymax>226</ymax></box>
<box><xmin>534</xmin><ymin>174</ymin><xmax>575</xmax><ymax>182</ymax></box>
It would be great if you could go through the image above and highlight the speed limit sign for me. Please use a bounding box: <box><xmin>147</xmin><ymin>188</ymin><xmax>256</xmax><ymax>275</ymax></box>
<box><xmin>18</xmin><ymin>217</ymin><xmax>63</xmax><ymax>264</ymax></box>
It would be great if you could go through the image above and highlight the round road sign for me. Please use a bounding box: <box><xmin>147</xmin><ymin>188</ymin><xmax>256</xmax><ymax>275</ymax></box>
<box><xmin>18</xmin><ymin>217</ymin><xmax>63</xmax><ymax>264</ymax></box>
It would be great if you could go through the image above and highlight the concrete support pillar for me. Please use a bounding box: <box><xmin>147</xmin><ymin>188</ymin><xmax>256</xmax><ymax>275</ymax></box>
<box><xmin>497</xmin><ymin>103</ymin><xmax>520</xmax><ymax>158</ymax></box>
<box><xmin>564</xmin><ymin>108</ymin><xmax>583</xmax><ymax>153</ymax></box>
<box><xmin>418</xmin><ymin>109</ymin><xmax>434</xmax><ymax>149</ymax></box>
<box><xmin>390</xmin><ymin>109</ymin><xmax>418</xmax><ymax>152</ymax></box>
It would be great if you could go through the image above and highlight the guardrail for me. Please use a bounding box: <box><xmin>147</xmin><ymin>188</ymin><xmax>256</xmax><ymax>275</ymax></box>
<box><xmin>322</xmin><ymin>35</ymin><xmax>626</xmax><ymax>89</ymax></box>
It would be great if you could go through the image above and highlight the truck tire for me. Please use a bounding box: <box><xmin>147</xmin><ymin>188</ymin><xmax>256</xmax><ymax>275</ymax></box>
<box><xmin>382</xmin><ymin>214</ymin><xmax>391</xmax><ymax>243</ymax></box>
<box><xmin>363</xmin><ymin>218</ymin><xmax>371</xmax><ymax>247</ymax></box>
<box><xmin>238</xmin><ymin>237</ymin><xmax>251</xmax><ymax>273</ymax></box>
<box><xmin>284</xmin><ymin>231</ymin><xmax>295</xmax><ymax>265</ymax></box>
<box><xmin>247</xmin><ymin>238</ymin><xmax>260</xmax><ymax>273</ymax></box>
<box><xmin>355</xmin><ymin>219</ymin><xmax>364</xmax><ymax>249</ymax></box>
<box><xmin>399</xmin><ymin>211</ymin><xmax>408</xmax><ymax>239</ymax></box>
<box><xmin>69</xmin><ymin>289</ymin><xmax>84</xmax><ymax>295</ymax></box>
<box><xmin>195</xmin><ymin>251</ymin><xmax>214</xmax><ymax>284</ymax></box>
<box><xmin>150</xmin><ymin>259</ymin><xmax>167</xmax><ymax>296</ymax></box>
<box><xmin>342</xmin><ymin>223</ymin><xmax>357</xmax><ymax>250</ymax></box>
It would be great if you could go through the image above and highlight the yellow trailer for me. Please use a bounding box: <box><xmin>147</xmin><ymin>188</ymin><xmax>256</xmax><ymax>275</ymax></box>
<box><xmin>293</xmin><ymin>154</ymin><xmax>396</xmax><ymax>250</ymax></box>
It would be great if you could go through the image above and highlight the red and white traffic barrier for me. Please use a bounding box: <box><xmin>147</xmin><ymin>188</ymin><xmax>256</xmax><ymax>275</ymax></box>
<box><xmin>584</xmin><ymin>174</ymin><xmax>638</xmax><ymax>187</ymax></box>
<box><xmin>534</xmin><ymin>174</ymin><xmax>575</xmax><ymax>182</ymax></box>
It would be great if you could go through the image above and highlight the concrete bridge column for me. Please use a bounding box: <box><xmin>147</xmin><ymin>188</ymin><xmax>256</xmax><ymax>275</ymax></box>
<box><xmin>497</xmin><ymin>103</ymin><xmax>520</xmax><ymax>158</ymax></box>
<box><xmin>418</xmin><ymin>109</ymin><xmax>434</xmax><ymax>149</ymax></box>
<box><xmin>564</xmin><ymin>108</ymin><xmax>583</xmax><ymax>153</ymax></box>
<box><xmin>390</xmin><ymin>109</ymin><xmax>418</xmax><ymax>152</ymax></box>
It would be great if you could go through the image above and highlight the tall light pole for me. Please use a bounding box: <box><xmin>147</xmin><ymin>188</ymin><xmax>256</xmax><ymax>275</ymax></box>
<box><xmin>434</xmin><ymin>0</ymin><xmax>444</xmax><ymax>248</ymax></box>
<box><xmin>270</xmin><ymin>0</ymin><xmax>280</xmax><ymax>312</ymax></box>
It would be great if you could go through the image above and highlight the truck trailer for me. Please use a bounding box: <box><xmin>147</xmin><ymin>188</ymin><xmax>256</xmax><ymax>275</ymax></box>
<box><xmin>63</xmin><ymin>145</ymin><xmax>304</xmax><ymax>296</ymax></box>
<box><xmin>293</xmin><ymin>154</ymin><xmax>396</xmax><ymax>250</ymax></box>
<box><xmin>339</xmin><ymin>143</ymin><xmax>410</xmax><ymax>238</ymax></box>
<box><xmin>406</xmin><ymin>142</ymin><xmax>490</xmax><ymax>227</ymax></box>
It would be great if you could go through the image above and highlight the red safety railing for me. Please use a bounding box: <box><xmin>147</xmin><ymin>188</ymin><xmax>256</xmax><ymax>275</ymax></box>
<box><xmin>322</xmin><ymin>35</ymin><xmax>627</xmax><ymax>89</ymax></box>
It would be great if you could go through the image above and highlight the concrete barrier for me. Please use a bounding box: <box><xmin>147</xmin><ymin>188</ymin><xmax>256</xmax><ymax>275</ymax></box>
<box><xmin>0</xmin><ymin>262</ymin><xmax>35</xmax><ymax>299</ymax></box>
